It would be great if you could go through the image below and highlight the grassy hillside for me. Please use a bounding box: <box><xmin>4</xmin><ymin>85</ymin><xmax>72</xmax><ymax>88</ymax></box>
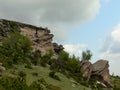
<box><xmin>2</xmin><ymin>64</ymin><xmax>89</xmax><ymax>90</ymax></box>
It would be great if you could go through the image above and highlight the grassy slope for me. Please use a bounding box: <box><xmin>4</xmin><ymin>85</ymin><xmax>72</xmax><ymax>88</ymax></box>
<box><xmin>3</xmin><ymin>64</ymin><xmax>89</xmax><ymax>90</ymax></box>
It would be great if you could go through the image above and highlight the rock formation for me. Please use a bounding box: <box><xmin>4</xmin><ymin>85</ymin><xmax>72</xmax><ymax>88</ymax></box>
<box><xmin>80</xmin><ymin>60</ymin><xmax>93</xmax><ymax>81</ymax></box>
<box><xmin>80</xmin><ymin>59</ymin><xmax>112</xmax><ymax>87</ymax></box>
<box><xmin>0</xmin><ymin>19</ymin><xmax>63</xmax><ymax>55</ymax></box>
<box><xmin>92</xmin><ymin>60</ymin><xmax>111</xmax><ymax>87</ymax></box>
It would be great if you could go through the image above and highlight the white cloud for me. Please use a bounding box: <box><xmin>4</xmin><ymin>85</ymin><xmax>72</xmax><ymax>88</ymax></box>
<box><xmin>100</xmin><ymin>24</ymin><xmax>120</xmax><ymax>75</ymax></box>
<box><xmin>64</xmin><ymin>44</ymin><xmax>87</xmax><ymax>57</ymax></box>
<box><xmin>101</xmin><ymin>24</ymin><xmax>120</xmax><ymax>54</ymax></box>
<box><xmin>100</xmin><ymin>52</ymin><xmax>120</xmax><ymax>76</ymax></box>
<box><xmin>0</xmin><ymin>0</ymin><xmax>101</xmax><ymax>42</ymax></box>
<box><xmin>111</xmin><ymin>24</ymin><xmax>120</xmax><ymax>42</ymax></box>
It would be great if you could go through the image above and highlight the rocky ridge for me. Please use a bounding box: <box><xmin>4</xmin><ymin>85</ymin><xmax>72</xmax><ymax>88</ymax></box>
<box><xmin>0</xmin><ymin>19</ymin><xmax>63</xmax><ymax>55</ymax></box>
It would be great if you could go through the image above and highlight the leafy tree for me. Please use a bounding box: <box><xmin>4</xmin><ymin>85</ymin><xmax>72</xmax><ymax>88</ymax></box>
<box><xmin>31</xmin><ymin>50</ymin><xmax>41</xmax><ymax>65</ymax></box>
<box><xmin>0</xmin><ymin>32</ymin><xmax>32</xmax><ymax>66</ymax></box>
<box><xmin>40</xmin><ymin>50</ymin><xmax>53</xmax><ymax>67</ymax></box>
<box><xmin>57</xmin><ymin>51</ymin><xmax>70</xmax><ymax>70</ymax></box>
<box><xmin>81</xmin><ymin>50</ymin><xmax>92</xmax><ymax>61</ymax></box>
<box><xmin>67</xmin><ymin>55</ymin><xmax>80</xmax><ymax>73</ymax></box>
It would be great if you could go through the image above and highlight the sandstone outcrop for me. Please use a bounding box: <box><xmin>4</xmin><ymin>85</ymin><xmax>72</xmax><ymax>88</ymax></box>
<box><xmin>80</xmin><ymin>59</ymin><xmax>112</xmax><ymax>87</ymax></box>
<box><xmin>0</xmin><ymin>19</ymin><xmax>63</xmax><ymax>55</ymax></box>
<box><xmin>92</xmin><ymin>60</ymin><xmax>111</xmax><ymax>87</ymax></box>
<box><xmin>80</xmin><ymin>60</ymin><xmax>93</xmax><ymax>81</ymax></box>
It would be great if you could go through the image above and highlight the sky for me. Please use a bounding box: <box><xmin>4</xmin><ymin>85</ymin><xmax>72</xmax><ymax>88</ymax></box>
<box><xmin>0</xmin><ymin>0</ymin><xmax>120</xmax><ymax>75</ymax></box>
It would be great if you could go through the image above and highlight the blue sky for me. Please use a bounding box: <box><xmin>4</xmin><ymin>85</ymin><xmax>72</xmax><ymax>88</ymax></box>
<box><xmin>0</xmin><ymin>0</ymin><xmax>120</xmax><ymax>75</ymax></box>
<box><xmin>66</xmin><ymin>0</ymin><xmax>118</xmax><ymax>57</ymax></box>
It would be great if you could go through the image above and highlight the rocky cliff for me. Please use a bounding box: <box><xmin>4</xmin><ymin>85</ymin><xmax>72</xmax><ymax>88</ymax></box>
<box><xmin>0</xmin><ymin>19</ymin><xmax>63</xmax><ymax>55</ymax></box>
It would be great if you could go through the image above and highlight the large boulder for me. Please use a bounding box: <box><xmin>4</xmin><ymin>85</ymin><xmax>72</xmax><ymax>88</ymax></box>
<box><xmin>80</xmin><ymin>60</ymin><xmax>112</xmax><ymax>87</ymax></box>
<box><xmin>92</xmin><ymin>60</ymin><xmax>112</xmax><ymax>87</ymax></box>
<box><xmin>80</xmin><ymin>60</ymin><xmax>93</xmax><ymax>81</ymax></box>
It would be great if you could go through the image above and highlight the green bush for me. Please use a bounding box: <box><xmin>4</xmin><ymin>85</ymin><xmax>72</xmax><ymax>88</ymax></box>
<box><xmin>0</xmin><ymin>76</ymin><xmax>48</xmax><ymax>90</ymax></box>
<box><xmin>9</xmin><ymin>21</ymin><xmax>20</xmax><ymax>33</ymax></box>
<box><xmin>66</xmin><ymin>55</ymin><xmax>80</xmax><ymax>73</ymax></box>
<box><xmin>49</xmin><ymin>71</ymin><xmax>61</xmax><ymax>81</ymax></box>
<box><xmin>31</xmin><ymin>50</ymin><xmax>41</xmax><ymax>65</ymax></box>
<box><xmin>40</xmin><ymin>50</ymin><xmax>53</xmax><ymax>67</ymax></box>
<box><xmin>18</xmin><ymin>71</ymin><xmax>26</xmax><ymax>79</ymax></box>
<box><xmin>0</xmin><ymin>76</ymin><xmax>29</xmax><ymax>90</ymax></box>
<box><xmin>29</xmin><ymin>80</ymin><xmax>44</xmax><ymax>90</ymax></box>
<box><xmin>24</xmin><ymin>63</ymin><xmax>32</xmax><ymax>69</ymax></box>
<box><xmin>0</xmin><ymin>32</ymin><xmax>32</xmax><ymax>67</ymax></box>
<box><xmin>38</xmin><ymin>78</ymin><xmax>47</xmax><ymax>86</ymax></box>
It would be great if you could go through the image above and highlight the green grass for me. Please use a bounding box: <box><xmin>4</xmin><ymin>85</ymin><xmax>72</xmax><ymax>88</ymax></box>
<box><xmin>110</xmin><ymin>76</ymin><xmax>120</xmax><ymax>89</ymax></box>
<box><xmin>2</xmin><ymin>64</ymin><xmax>89</xmax><ymax>90</ymax></box>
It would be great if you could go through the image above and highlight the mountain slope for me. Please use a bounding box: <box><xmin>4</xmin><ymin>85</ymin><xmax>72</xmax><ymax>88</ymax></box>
<box><xmin>3</xmin><ymin>64</ymin><xmax>89</xmax><ymax>90</ymax></box>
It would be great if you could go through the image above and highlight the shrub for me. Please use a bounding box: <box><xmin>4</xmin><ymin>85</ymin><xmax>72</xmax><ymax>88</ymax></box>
<box><xmin>0</xmin><ymin>76</ymin><xmax>29</xmax><ymax>90</ymax></box>
<box><xmin>49</xmin><ymin>71</ymin><xmax>55</xmax><ymax>77</ymax></box>
<box><xmin>29</xmin><ymin>80</ymin><xmax>44</xmax><ymax>90</ymax></box>
<box><xmin>31</xmin><ymin>50</ymin><xmax>41</xmax><ymax>65</ymax></box>
<box><xmin>38</xmin><ymin>78</ymin><xmax>47</xmax><ymax>86</ymax></box>
<box><xmin>9</xmin><ymin>21</ymin><xmax>19</xmax><ymax>32</ymax></box>
<box><xmin>24</xmin><ymin>63</ymin><xmax>32</xmax><ymax>69</ymax></box>
<box><xmin>49</xmin><ymin>71</ymin><xmax>61</xmax><ymax>81</ymax></box>
<box><xmin>0</xmin><ymin>32</ymin><xmax>32</xmax><ymax>66</ymax></box>
<box><xmin>40</xmin><ymin>50</ymin><xmax>53</xmax><ymax>67</ymax></box>
<box><xmin>18</xmin><ymin>71</ymin><xmax>26</xmax><ymax>79</ymax></box>
<box><xmin>66</xmin><ymin>55</ymin><xmax>80</xmax><ymax>74</ymax></box>
<box><xmin>96</xmin><ymin>83</ymin><xmax>104</xmax><ymax>90</ymax></box>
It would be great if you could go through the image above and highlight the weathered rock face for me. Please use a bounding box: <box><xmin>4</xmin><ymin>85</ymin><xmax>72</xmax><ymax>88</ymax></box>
<box><xmin>80</xmin><ymin>60</ymin><xmax>111</xmax><ymax>87</ymax></box>
<box><xmin>20</xmin><ymin>24</ymin><xmax>54</xmax><ymax>55</ymax></box>
<box><xmin>80</xmin><ymin>60</ymin><xmax>93</xmax><ymax>81</ymax></box>
<box><xmin>92</xmin><ymin>60</ymin><xmax>111</xmax><ymax>87</ymax></box>
<box><xmin>0</xmin><ymin>19</ymin><xmax>63</xmax><ymax>55</ymax></box>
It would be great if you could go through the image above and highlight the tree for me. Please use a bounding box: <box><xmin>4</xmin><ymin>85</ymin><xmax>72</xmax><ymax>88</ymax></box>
<box><xmin>81</xmin><ymin>50</ymin><xmax>92</xmax><ymax>61</ymax></box>
<box><xmin>66</xmin><ymin>55</ymin><xmax>80</xmax><ymax>73</ymax></box>
<box><xmin>0</xmin><ymin>32</ymin><xmax>32</xmax><ymax>66</ymax></box>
